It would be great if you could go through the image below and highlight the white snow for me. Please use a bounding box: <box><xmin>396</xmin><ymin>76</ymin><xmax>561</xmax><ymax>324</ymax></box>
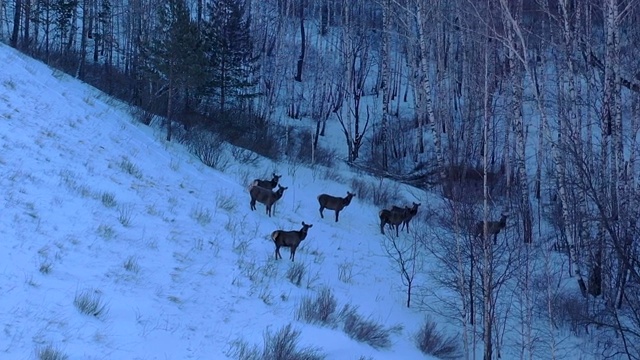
<box><xmin>0</xmin><ymin>43</ymin><xmax>437</xmax><ymax>359</ymax></box>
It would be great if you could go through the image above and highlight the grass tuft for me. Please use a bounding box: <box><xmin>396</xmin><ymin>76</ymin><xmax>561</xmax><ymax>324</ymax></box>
<box><xmin>227</xmin><ymin>323</ymin><xmax>325</xmax><ymax>360</ymax></box>
<box><xmin>36</xmin><ymin>345</ymin><xmax>68</xmax><ymax>360</ymax></box>
<box><xmin>190</xmin><ymin>205</ymin><xmax>212</xmax><ymax>226</ymax></box>
<box><xmin>295</xmin><ymin>287</ymin><xmax>337</xmax><ymax>326</ymax></box>
<box><xmin>74</xmin><ymin>289</ymin><xmax>109</xmax><ymax>318</ymax></box>
<box><xmin>339</xmin><ymin>304</ymin><xmax>401</xmax><ymax>349</ymax></box>
<box><xmin>118</xmin><ymin>156</ymin><xmax>143</xmax><ymax>179</ymax></box>
<box><xmin>123</xmin><ymin>256</ymin><xmax>140</xmax><ymax>273</ymax></box>
<box><xmin>414</xmin><ymin>318</ymin><xmax>461</xmax><ymax>359</ymax></box>
<box><xmin>101</xmin><ymin>192</ymin><xmax>117</xmax><ymax>208</ymax></box>
<box><xmin>286</xmin><ymin>262</ymin><xmax>306</xmax><ymax>287</ymax></box>
<box><xmin>117</xmin><ymin>204</ymin><xmax>134</xmax><ymax>227</ymax></box>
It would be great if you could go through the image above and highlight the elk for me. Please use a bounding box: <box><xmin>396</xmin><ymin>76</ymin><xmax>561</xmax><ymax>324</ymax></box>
<box><xmin>379</xmin><ymin>206</ymin><xmax>410</xmax><ymax>237</ymax></box>
<box><xmin>249</xmin><ymin>184</ymin><xmax>288</xmax><ymax>217</ymax></box>
<box><xmin>391</xmin><ymin>202</ymin><xmax>421</xmax><ymax>233</ymax></box>
<box><xmin>271</xmin><ymin>222</ymin><xmax>313</xmax><ymax>261</ymax></box>
<box><xmin>474</xmin><ymin>211</ymin><xmax>509</xmax><ymax>245</ymax></box>
<box><xmin>318</xmin><ymin>191</ymin><xmax>356</xmax><ymax>222</ymax></box>
<box><xmin>252</xmin><ymin>172</ymin><xmax>281</xmax><ymax>190</ymax></box>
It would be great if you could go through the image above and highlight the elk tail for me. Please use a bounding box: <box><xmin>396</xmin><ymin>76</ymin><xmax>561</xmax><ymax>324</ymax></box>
<box><xmin>271</xmin><ymin>231</ymin><xmax>280</xmax><ymax>242</ymax></box>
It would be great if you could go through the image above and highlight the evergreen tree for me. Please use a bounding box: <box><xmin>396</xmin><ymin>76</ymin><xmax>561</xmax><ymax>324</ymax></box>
<box><xmin>202</xmin><ymin>0</ymin><xmax>259</xmax><ymax>112</ymax></box>
<box><xmin>146</xmin><ymin>0</ymin><xmax>207</xmax><ymax>141</ymax></box>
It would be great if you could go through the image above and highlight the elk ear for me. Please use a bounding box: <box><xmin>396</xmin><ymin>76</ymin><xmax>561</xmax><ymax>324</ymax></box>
<box><xmin>302</xmin><ymin>221</ymin><xmax>306</xmax><ymax>226</ymax></box>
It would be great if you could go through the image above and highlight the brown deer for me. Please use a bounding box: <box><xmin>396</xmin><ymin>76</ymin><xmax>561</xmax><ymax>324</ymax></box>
<box><xmin>252</xmin><ymin>173</ymin><xmax>281</xmax><ymax>190</ymax></box>
<box><xmin>391</xmin><ymin>202</ymin><xmax>421</xmax><ymax>233</ymax></box>
<box><xmin>271</xmin><ymin>222</ymin><xmax>313</xmax><ymax>261</ymax></box>
<box><xmin>379</xmin><ymin>206</ymin><xmax>410</xmax><ymax>237</ymax></box>
<box><xmin>318</xmin><ymin>191</ymin><xmax>356</xmax><ymax>222</ymax></box>
<box><xmin>249</xmin><ymin>184</ymin><xmax>288</xmax><ymax>217</ymax></box>
<box><xmin>474</xmin><ymin>211</ymin><xmax>509</xmax><ymax>245</ymax></box>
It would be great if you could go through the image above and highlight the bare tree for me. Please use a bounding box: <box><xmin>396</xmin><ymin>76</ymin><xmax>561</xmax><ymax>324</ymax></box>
<box><xmin>381</xmin><ymin>228</ymin><xmax>419</xmax><ymax>308</ymax></box>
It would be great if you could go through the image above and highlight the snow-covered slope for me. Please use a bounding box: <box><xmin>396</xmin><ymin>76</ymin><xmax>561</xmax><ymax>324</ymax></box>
<box><xmin>0</xmin><ymin>43</ymin><xmax>435</xmax><ymax>359</ymax></box>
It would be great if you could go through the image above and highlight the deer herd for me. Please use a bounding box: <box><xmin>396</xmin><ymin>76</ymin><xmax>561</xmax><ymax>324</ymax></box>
<box><xmin>248</xmin><ymin>173</ymin><xmax>509</xmax><ymax>261</ymax></box>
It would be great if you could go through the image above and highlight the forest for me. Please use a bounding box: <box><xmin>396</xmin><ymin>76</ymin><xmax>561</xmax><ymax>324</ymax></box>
<box><xmin>2</xmin><ymin>0</ymin><xmax>640</xmax><ymax>358</ymax></box>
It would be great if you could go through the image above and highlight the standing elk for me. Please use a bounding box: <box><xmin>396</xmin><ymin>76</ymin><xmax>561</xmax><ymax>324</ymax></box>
<box><xmin>249</xmin><ymin>184</ymin><xmax>288</xmax><ymax>217</ymax></box>
<box><xmin>391</xmin><ymin>202</ymin><xmax>421</xmax><ymax>233</ymax></box>
<box><xmin>252</xmin><ymin>173</ymin><xmax>281</xmax><ymax>190</ymax></box>
<box><xmin>317</xmin><ymin>191</ymin><xmax>356</xmax><ymax>222</ymax></box>
<box><xmin>474</xmin><ymin>211</ymin><xmax>509</xmax><ymax>245</ymax></box>
<box><xmin>380</xmin><ymin>206</ymin><xmax>410</xmax><ymax>237</ymax></box>
<box><xmin>272</xmin><ymin>222</ymin><xmax>313</xmax><ymax>261</ymax></box>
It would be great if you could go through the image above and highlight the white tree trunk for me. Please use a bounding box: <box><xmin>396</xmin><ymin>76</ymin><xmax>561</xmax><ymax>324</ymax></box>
<box><xmin>380</xmin><ymin>0</ymin><xmax>391</xmax><ymax>170</ymax></box>
<box><xmin>415</xmin><ymin>1</ymin><xmax>445</xmax><ymax>179</ymax></box>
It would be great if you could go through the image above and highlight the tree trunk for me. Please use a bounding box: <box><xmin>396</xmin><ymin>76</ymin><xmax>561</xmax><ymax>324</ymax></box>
<box><xmin>415</xmin><ymin>1</ymin><xmax>444</xmax><ymax>179</ymax></box>
<box><xmin>78</xmin><ymin>0</ymin><xmax>89</xmax><ymax>79</ymax></box>
<box><xmin>23</xmin><ymin>0</ymin><xmax>30</xmax><ymax>49</ymax></box>
<box><xmin>482</xmin><ymin>26</ymin><xmax>494</xmax><ymax>360</ymax></box>
<box><xmin>294</xmin><ymin>3</ymin><xmax>305</xmax><ymax>82</ymax></box>
<box><xmin>380</xmin><ymin>0</ymin><xmax>390</xmax><ymax>170</ymax></box>
<box><xmin>67</xmin><ymin>3</ymin><xmax>79</xmax><ymax>53</ymax></box>
<box><xmin>10</xmin><ymin>0</ymin><xmax>22</xmax><ymax>48</ymax></box>
<box><xmin>167</xmin><ymin>64</ymin><xmax>174</xmax><ymax>142</ymax></box>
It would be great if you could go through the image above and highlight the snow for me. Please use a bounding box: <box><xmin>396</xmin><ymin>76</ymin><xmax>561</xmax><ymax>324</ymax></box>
<box><xmin>0</xmin><ymin>43</ymin><xmax>437</xmax><ymax>359</ymax></box>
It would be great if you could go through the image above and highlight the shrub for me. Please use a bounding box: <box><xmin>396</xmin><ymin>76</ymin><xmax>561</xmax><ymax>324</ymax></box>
<box><xmin>262</xmin><ymin>324</ymin><xmax>326</xmax><ymax>360</ymax></box>
<box><xmin>350</xmin><ymin>178</ymin><xmax>371</xmax><ymax>202</ymax></box>
<box><xmin>73</xmin><ymin>289</ymin><xmax>109</xmax><ymax>318</ymax></box>
<box><xmin>370</xmin><ymin>178</ymin><xmax>399</xmax><ymax>206</ymax></box>
<box><xmin>295</xmin><ymin>288</ymin><xmax>337</xmax><ymax>326</ymax></box>
<box><xmin>227</xmin><ymin>323</ymin><xmax>325</xmax><ymax>360</ymax></box>
<box><xmin>339</xmin><ymin>304</ymin><xmax>401</xmax><ymax>349</ymax></box>
<box><xmin>210</xmin><ymin>110</ymin><xmax>282</xmax><ymax>161</ymax></box>
<box><xmin>184</xmin><ymin>129</ymin><xmax>230</xmax><ymax>170</ymax></box>
<box><xmin>549</xmin><ymin>291</ymin><xmax>590</xmax><ymax>335</ymax></box>
<box><xmin>414</xmin><ymin>318</ymin><xmax>461</xmax><ymax>359</ymax></box>
<box><xmin>350</xmin><ymin>177</ymin><xmax>400</xmax><ymax>206</ymax></box>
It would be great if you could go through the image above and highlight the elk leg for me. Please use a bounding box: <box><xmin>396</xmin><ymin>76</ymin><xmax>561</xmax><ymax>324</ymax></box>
<box><xmin>319</xmin><ymin>207</ymin><xmax>324</xmax><ymax>218</ymax></box>
<box><xmin>335</xmin><ymin>211</ymin><xmax>339</xmax><ymax>222</ymax></box>
<box><xmin>275</xmin><ymin>246</ymin><xmax>280</xmax><ymax>260</ymax></box>
<box><xmin>290</xmin><ymin>246</ymin><xmax>296</xmax><ymax>261</ymax></box>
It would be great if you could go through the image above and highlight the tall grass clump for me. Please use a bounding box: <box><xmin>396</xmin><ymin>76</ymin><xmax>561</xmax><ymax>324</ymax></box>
<box><xmin>73</xmin><ymin>289</ymin><xmax>109</xmax><ymax>319</ymax></box>
<box><xmin>227</xmin><ymin>323</ymin><xmax>325</xmax><ymax>360</ymax></box>
<box><xmin>339</xmin><ymin>304</ymin><xmax>401</xmax><ymax>349</ymax></box>
<box><xmin>123</xmin><ymin>256</ymin><xmax>140</xmax><ymax>273</ymax></box>
<box><xmin>286</xmin><ymin>262</ymin><xmax>306</xmax><ymax>287</ymax></box>
<box><xmin>191</xmin><ymin>205</ymin><xmax>212</xmax><ymax>226</ymax></box>
<box><xmin>414</xmin><ymin>318</ymin><xmax>461</xmax><ymax>359</ymax></box>
<box><xmin>295</xmin><ymin>287</ymin><xmax>337</xmax><ymax>326</ymax></box>
<box><xmin>119</xmin><ymin>156</ymin><xmax>143</xmax><ymax>179</ymax></box>
<box><xmin>117</xmin><ymin>204</ymin><xmax>134</xmax><ymax>227</ymax></box>
<box><xmin>36</xmin><ymin>345</ymin><xmax>68</xmax><ymax>360</ymax></box>
<box><xmin>101</xmin><ymin>192</ymin><xmax>117</xmax><ymax>208</ymax></box>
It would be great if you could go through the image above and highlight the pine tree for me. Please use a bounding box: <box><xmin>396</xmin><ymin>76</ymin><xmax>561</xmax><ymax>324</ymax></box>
<box><xmin>202</xmin><ymin>0</ymin><xmax>259</xmax><ymax>112</ymax></box>
<box><xmin>147</xmin><ymin>0</ymin><xmax>207</xmax><ymax>141</ymax></box>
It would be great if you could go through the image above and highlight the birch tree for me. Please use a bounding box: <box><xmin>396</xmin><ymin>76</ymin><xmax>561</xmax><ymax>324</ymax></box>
<box><xmin>380</xmin><ymin>0</ymin><xmax>391</xmax><ymax>170</ymax></box>
<box><xmin>414</xmin><ymin>0</ymin><xmax>444</xmax><ymax>179</ymax></box>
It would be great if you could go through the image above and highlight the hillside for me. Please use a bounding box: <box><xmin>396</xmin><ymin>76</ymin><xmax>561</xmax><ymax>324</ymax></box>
<box><xmin>0</xmin><ymin>43</ymin><xmax>441</xmax><ymax>359</ymax></box>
